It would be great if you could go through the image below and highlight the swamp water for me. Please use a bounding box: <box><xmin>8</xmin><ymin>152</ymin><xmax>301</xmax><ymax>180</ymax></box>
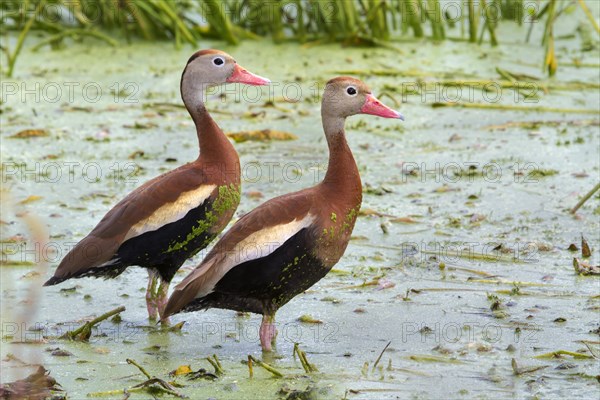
<box><xmin>1</xmin><ymin>19</ymin><xmax>599</xmax><ymax>400</ymax></box>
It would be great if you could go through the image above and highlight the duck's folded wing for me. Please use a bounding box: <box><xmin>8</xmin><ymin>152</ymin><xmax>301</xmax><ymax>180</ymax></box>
<box><xmin>46</xmin><ymin>166</ymin><xmax>212</xmax><ymax>283</ymax></box>
<box><xmin>163</xmin><ymin>192</ymin><xmax>314</xmax><ymax>316</ymax></box>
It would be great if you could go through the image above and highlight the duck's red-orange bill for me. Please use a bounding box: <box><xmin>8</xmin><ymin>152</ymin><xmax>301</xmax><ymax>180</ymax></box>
<box><xmin>227</xmin><ymin>64</ymin><xmax>271</xmax><ymax>86</ymax></box>
<box><xmin>360</xmin><ymin>94</ymin><xmax>404</xmax><ymax>120</ymax></box>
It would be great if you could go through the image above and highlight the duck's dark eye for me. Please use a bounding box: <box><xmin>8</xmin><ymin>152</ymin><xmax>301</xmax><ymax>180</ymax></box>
<box><xmin>346</xmin><ymin>86</ymin><xmax>357</xmax><ymax>95</ymax></box>
<box><xmin>213</xmin><ymin>57</ymin><xmax>224</xmax><ymax>66</ymax></box>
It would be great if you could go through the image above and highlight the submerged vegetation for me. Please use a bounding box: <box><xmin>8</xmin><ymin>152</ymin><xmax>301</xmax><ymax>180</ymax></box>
<box><xmin>1</xmin><ymin>0</ymin><xmax>599</xmax><ymax>76</ymax></box>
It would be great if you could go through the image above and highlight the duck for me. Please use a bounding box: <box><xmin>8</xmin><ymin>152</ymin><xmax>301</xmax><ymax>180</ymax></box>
<box><xmin>162</xmin><ymin>77</ymin><xmax>403</xmax><ymax>350</ymax></box>
<box><xmin>44</xmin><ymin>50</ymin><xmax>270</xmax><ymax>322</ymax></box>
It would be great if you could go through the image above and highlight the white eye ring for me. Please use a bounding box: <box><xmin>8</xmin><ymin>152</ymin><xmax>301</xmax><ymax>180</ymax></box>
<box><xmin>346</xmin><ymin>86</ymin><xmax>358</xmax><ymax>96</ymax></box>
<box><xmin>213</xmin><ymin>57</ymin><xmax>225</xmax><ymax>67</ymax></box>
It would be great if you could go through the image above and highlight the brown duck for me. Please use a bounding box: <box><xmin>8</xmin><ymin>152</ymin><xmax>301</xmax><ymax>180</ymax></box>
<box><xmin>44</xmin><ymin>50</ymin><xmax>270</xmax><ymax>321</ymax></box>
<box><xmin>162</xmin><ymin>77</ymin><xmax>403</xmax><ymax>350</ymax></box>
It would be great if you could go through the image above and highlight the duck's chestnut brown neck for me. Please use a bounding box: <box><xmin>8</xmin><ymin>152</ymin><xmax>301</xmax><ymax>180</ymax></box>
<box><xmin>180</xmin><ymin>76</ymin><xmax>236</xmax><ymax>165</ymax></box>
<box><xmin>320</xmin><ymin>114</ymin><xmax>362</xmax><ymax>201</ymax></box>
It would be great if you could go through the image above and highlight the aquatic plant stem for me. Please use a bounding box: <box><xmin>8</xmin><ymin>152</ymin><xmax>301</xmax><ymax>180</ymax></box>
<box><xmin>247</xmin><ymin>355</ymin><xmax>254</xmax><ymax>378</ymax></box>
<box><xmin>200</xmin><ymin>0</ymin><xmax>238</xmax><ymax>44</ymax></box>
<box><xmin>543</xmin><ymin>0</ymin><xmax>557</xmax><ymax>76</ymax></box>
<box><xmin>247</xmin><ymin>355</ymin><xmax>283</xmax><ymax>377</ymax></box>
<box><xmin>5</xmin><ymin>0</ymin><xmax>45</xmax><ymax>78</ymax></box>
<box><xmin>480</xmin><ymin>0</ymin><xmax>498</xmax><ymax>46</ymax></box>
<box><xmin>372</xmin><ymin>341</ymin><xmax>392</xmax><ymax>371</ymax></box>
<box><xmin>126</xmin><ymin>358</ymin><xmax>152</xmax><ymax>380</ymax></box>
<box><xmin>402</xmin><ymin>0</ymin><xmax>423</xmax><ymax>38</ymax></box>
<box><xmin>63</xmin><ymin>306</ymin><xmax>126</xmax><ymax>341</ymax></box>
<box><xmin>426</xmin><ymin>0</ymin><xmax>445</xmax><ymax>40</ymax></box>
<box><xmin>293</xmin><ymin>343</ymin><xmax>318</xmax><ymax>372</ymax></box>
<box><xmin>468</xmin><ymin>0</ymin><xmax>478</xmax><ymax>42</ymax></box>
<box><xmin>578</xmin><ymin>0</ymin><xmax>600</xmax><ymax>34</ymax></box>
<box><xmin>30</xmin><ymin>29</ymin><xmax>118</xmax><ymax>52</ymax></box>
<box><xmin>570</xmin><ymin>182</ymin><xmax>600</xmax><ymax>214</ymax></box>
<box><xmin>206</xmin><ymin>355</ymin><xmax>224</xmax><ymax>376</ymax></box>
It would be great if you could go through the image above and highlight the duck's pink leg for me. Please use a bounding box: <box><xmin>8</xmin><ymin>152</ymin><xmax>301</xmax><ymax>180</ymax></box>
<box><xmin>259</xmin><ymin>314</ymin><xmax>277</xmax><ymax>352</ymax></box>
<box><xmin>146</xmin><ymin>270</ymin><xmax>159</xmax><ymax>321</ymax></box>
<box><xmin>156</xmin><ymin>279</ymin><xmax>171</xmax><ymax>325</ymax></box>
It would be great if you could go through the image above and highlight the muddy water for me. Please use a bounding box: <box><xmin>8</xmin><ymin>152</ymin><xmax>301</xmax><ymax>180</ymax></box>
<box><xmin>1</xmin><ymin>17</ymin><xmax>599</xmax><ymax>400</ymax></box>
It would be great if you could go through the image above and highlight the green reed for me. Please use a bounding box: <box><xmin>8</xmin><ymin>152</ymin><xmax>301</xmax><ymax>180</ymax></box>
<box><xmin>1</xmin><ymin>0</ymin><xmax>597</xmax><ymax>77</ymax></box>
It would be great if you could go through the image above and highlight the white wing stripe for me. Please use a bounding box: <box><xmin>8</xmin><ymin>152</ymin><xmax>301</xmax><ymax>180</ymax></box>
<box><xmin>124</xmin><ymin>184</ymin><xmax>217</xmax><ymax>241</ymax></box>
<box><xmin>196</xmin><ymin>213</ymin><xmax>315</xmax><ymax>298</ymax></box>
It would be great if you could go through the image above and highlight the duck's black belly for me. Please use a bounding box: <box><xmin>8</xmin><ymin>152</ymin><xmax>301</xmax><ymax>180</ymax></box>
<box><xmin>199</xmin><ymin>228</ymin><xmax>328</xmax><ymax>315</ymax></box>
<box><xmin>115</xmin><ymin>199</ymin><xmax>216</xmax><ymax>282</ymax></box>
